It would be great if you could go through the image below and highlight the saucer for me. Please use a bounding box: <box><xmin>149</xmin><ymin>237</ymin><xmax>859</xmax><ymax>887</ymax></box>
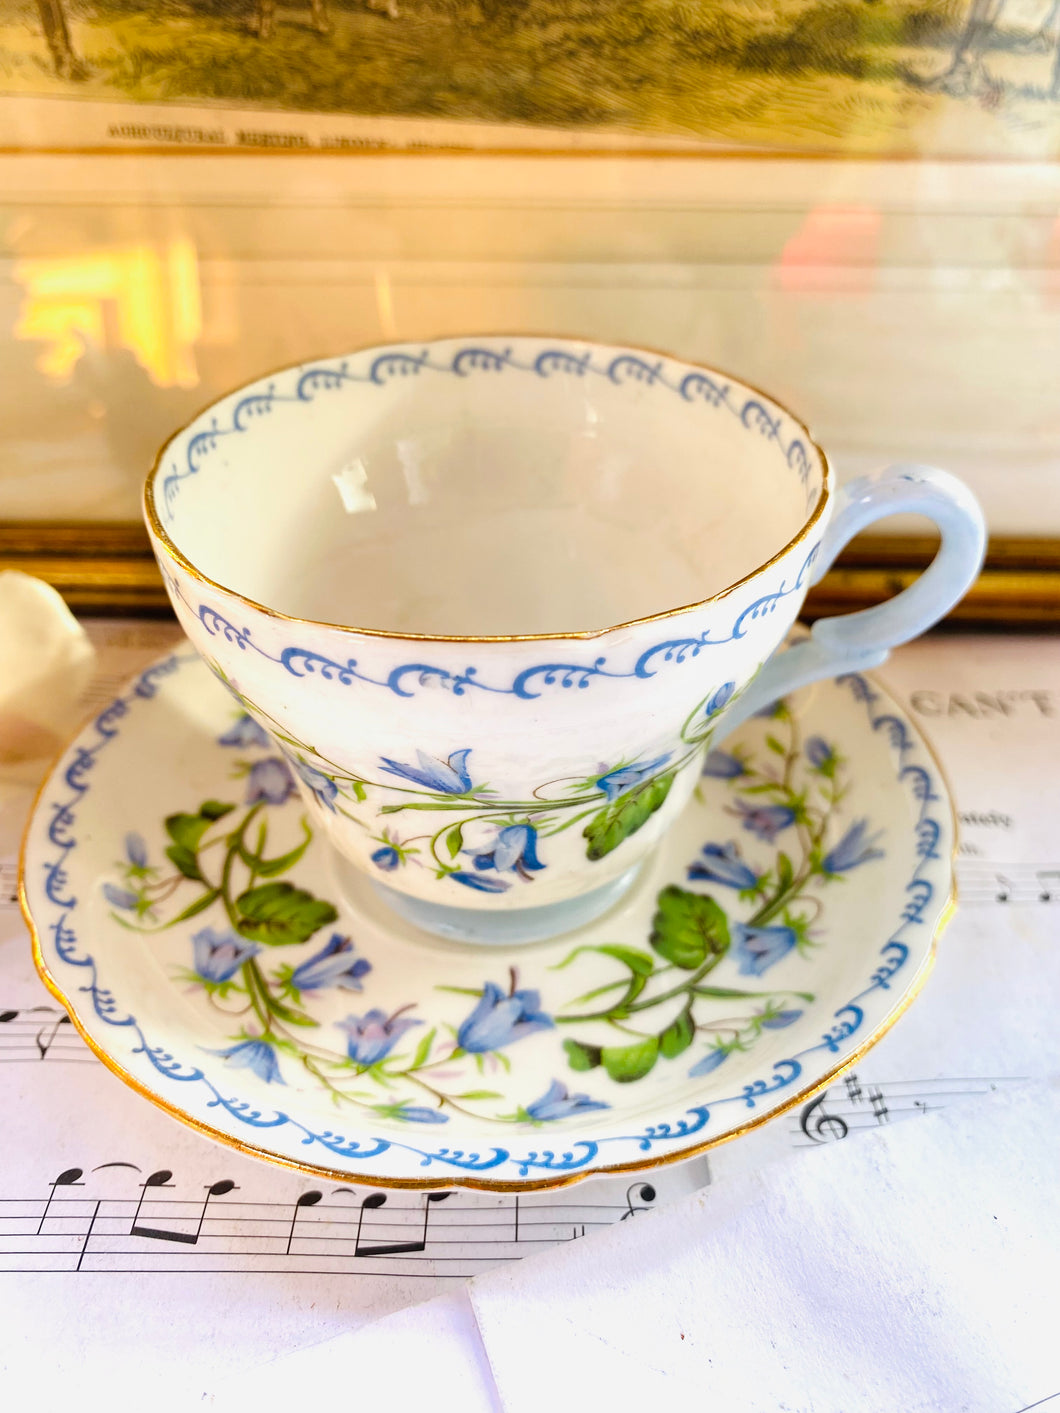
<box><xmin>22</xmin><ymin>649</ymin><xmax>953</xmax><ymax>1191</ymax></box>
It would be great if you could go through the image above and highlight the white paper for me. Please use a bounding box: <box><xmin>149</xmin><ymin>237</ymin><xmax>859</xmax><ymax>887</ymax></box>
<box><xmin>469</xmin><ymin>1082</ymin><xmax>1060</xmax><ymax>1413</ymax></box>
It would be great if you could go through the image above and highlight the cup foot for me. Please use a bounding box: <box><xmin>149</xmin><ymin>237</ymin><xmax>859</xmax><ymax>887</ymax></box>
<box><xmin>353</xmin><ymin>866</ymin><xmax>643</xmax><ymax>945</ymax></box>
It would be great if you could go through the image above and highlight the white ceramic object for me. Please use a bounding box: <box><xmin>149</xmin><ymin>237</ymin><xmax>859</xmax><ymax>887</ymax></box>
<box><xmin>144</xmin><ymin>337</ymin><xmax>983</xmax><ymax>942</ymax></box>
<box><xmin>23</xmin><ymin>649</ymin><xmax>952</xmax><ymax>1190</ymax></box>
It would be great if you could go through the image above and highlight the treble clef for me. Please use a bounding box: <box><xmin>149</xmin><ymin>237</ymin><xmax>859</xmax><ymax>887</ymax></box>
<box><xmin>798</xmin><ymin>1090</ymin><xmax>848</xmax><ymax>1144</ymax></box>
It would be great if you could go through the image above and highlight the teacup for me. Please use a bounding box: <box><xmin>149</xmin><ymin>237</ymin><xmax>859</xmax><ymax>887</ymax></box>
<box><xmin>145</xmin><ymin>336</ymin><xmax>984</xmax><ymax>944</ymax></box>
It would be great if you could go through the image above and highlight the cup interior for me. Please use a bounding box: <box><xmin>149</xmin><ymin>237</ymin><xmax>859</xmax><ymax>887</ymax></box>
<box><xmin>149</xmin><ymin>338</ymin><xmax>827</xmax><ymax>638</ymax></box>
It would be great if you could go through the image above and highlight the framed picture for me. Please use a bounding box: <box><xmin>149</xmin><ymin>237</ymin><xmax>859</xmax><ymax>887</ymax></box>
<box><xmin>2</xmin><ymin>0</ymin><xmax>1060</xmax><ymax>156</ymax></box>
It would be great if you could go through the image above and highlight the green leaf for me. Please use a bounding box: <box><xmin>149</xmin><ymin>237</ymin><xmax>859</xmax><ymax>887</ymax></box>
<box><xmin>444</xmin><ymin>823</ymin><xmax>464</xmax><ymax>860</ymax></box>
<box><xmin>776</xmin><ymin>852</ymin><xmax>794</xmax><ymax>891</ymax></box>
<box><xmin>238</xmin><ymin>820</ymin><xmax>313</xmax><ymax>879</ymax></box>
<box><xmin>169</xmin><ymin>888</ymin><xmax>222</xmax><ymax>924</ymax></box>
<box><xmin>266</xmin><ymin>997</ymin><xmax>318</xmax><ymax>1027</ymax></box>
<box><xmin>650</xmin><ymin>886</ymin><xmax>730</xmax><ymax>970</ymax></box>
<box><xmin>583</xmin><ymin>771</ymin><xmax>675</xmax><ymax>861</ymax></box>
<box><xmin>165</xmin><ymin>812</ymin><xmax>212</xmax><ymax>853</ymax></box>
<box><xmin>601</xmin><ymin>1035</ymin><xmax>659</xmax><ymax>1083</ymax></box>
<box><xmin>692</xmin><ymin>985</ymin><xmax>771</xmax><ymax>1000</ymax></box>
<box><xmin>234</xmin><ymin>881</ymin><xmax>338</xmax><ymax>945</ymax></box>
<box><xmin>165</xmin><ymin>843</ymin><xmax>204</xmax><ymax>881</ymax></box>
<box><xmin>351</xmin><ymin>781</ymin><xmax>367</xmax><ymax>803</ymax></box>
<box><xmin>659</xmin><ymin>1005</ymin><xmax>696</xmax><ymax>1059</ymax></box>
<box><xmin>200</xmin><ymin>800</ymin><xmax>236</xmax><ymax>822</ymax></box>
<box><xmin>765</xmin><ymin>734</ymin><xmax>785</xmax><ymax>755</ymax></box>
<box><xmin>408</xmin><ymin>1027</ymin><xmax>436</xmax><ymax>1072</ymax></box>
<box><xmin>453</xmin><ymin>1090</ymin><xmax>502</xmax><ymax>1101</ymax></box>
<box><xmin>563</xmin><ymin>1038</ymin><xmax>602</xmax><ymax>1072</ymax></box>
<box><xmin>553</xmin><ymin>944</ymin><xmax>655</xmax><ymax>976</ymax></box>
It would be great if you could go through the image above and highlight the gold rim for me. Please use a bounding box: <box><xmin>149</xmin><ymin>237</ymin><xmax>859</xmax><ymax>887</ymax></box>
<box><xmin>20</xmin><ymin>660</ymin><xmax>955</xmax><ymax>1194</ymax></box>
<box><xmin>144</xmin><ymin>334</ymin><xmax>833</xmax><ymax>645</ymax></box>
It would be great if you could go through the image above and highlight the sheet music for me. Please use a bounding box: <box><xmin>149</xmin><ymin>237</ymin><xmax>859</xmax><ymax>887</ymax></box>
<box><xmin>3</xmin><ymin>621</ymin><xmax>1058</xmax><ymax>1406</ymax></box>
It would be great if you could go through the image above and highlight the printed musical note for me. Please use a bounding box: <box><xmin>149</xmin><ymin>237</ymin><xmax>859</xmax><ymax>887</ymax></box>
<box><xmin>844</xmin><ymin>1073</ymin><xmax>864</xmax><ymax>1105</ymax></box>
<box><xmin>37</xmin><ymin>1167</ymin><xmax>84</xmax><ymax>1234</ymax></box>
<box><xmin>0</xmin><ymin>861</ymin><xmax>18</xmax><ymax>909</ymax></box>
<box><xmin>868</xmin><ymin>1086</ymin><xmax>890</xmax><ymax>1124</ymax></box>
<box><xmin>131</xmin><ymin>1177</ymin><xmax>237</xmax><ymax>1245</ymax></box>
<box><xmin>955</xmin><ymin>860</ymin><xmax>1060</xmax><ymax>906</ymax></box>
<box><xmin>621</xmin><ymin>1183</ymin><xmax>657</xmax><ymax>1220</ymax></box>
<box><xmin>286</xmin><ymin>1190</ymin><xmax>323</xmax><ymax>1255</ymax></box>
<box><xmin>798</xmin><ymin>1091</ymin><xmax>849</xmax><ymax>1144</ymax></box>
<box><xmin>353</xmin><ymin>1191</ymin><xmax>452</xmax><ymax>1258</ymax></box>
<box><xmin>76</xmin><ymin>1202</ymin><xmax>101</xmax><ymax>1272</ymax></box>
<box><xmin>0</xmin><ymin>1004</ymin><xmax>93</xmax><ymax>1064</ymax></box>
<box><xmin>35</xmin><ymin>1013</ymin><xmax>71</xmax><ymax>1061</ymax></box>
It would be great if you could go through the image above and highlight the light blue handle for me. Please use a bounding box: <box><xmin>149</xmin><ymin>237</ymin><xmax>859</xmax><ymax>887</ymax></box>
<box><xmin>723</xmin><ymin>463</ymin><xmax>986</xmax><ymax>735</ymax></box>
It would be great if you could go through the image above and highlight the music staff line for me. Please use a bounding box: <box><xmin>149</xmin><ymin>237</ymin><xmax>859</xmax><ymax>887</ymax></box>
<box><xmin>0</xmin><ymin>1006</ymin><xmax>94</xmax><ymax>1064</ymax></box>
<box><xmin>791</xmin><ymin>1072</ymin><xmax>1027</xmax><ymax>1147</ymax></box>
<box><xmin>0</xmin><ymin>860</ymin><xmax>18</xmax><ymax>908</ymax></box>
<box><xmin>0</xmin><ymin>1163</ymin><xmax>661</xmax><ymax>1275</ymax></box>
<box><xmin>956</xmin><ymin>860</ymin><xmax>1060</xmax><ymax>905</ymax></box>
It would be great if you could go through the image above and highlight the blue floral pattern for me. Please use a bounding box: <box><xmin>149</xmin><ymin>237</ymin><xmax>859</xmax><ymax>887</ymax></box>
<box><xmin>216</xmin><ymin>676</ymin><xmax>741</xmax><ymax>892</ymax></box>
<box><xmin>26</xmin><ymin>650</ymin><xmax>946</xmax><ymax>1185</ymax></box>
<box><xmin>457</xmin><ymin>982</ymin><xmax>554</xmax><ymax>1054</ymax></box>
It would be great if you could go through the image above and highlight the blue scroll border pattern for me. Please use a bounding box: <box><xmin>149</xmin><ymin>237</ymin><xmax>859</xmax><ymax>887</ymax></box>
<box><xmin>155</xmin><ymin>341</ymin><xmax>824</xmax><ymax>703</ymax></box>
<box><xmin>28</xmin><ymin>654</ymin><xmax>946</xmax><ymax>1184</ymax></box>
<box><xmin>159</xmin><ymin>343</ymin><xmax>819</xmax><ymax>519</ymax></box>
<box><xmin>186</xmin><ymin>540</ymin><xmax>819</xmax><ymax>702</ymax></box>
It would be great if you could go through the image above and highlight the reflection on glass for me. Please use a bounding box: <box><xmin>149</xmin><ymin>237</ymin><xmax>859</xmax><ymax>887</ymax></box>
<box><xmin>14</xmin><ymin>236</ymin><xmax>201</xmax><ymax>387</ymax></box>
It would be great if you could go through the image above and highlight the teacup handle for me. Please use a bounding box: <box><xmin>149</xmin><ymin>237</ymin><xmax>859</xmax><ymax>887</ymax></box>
<box><xmin>722</xmin><ymin>464</ymin><xmax>986</xmax><ymax>733</ymax></box>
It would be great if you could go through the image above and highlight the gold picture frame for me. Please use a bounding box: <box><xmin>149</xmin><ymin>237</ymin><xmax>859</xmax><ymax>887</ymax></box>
<box><xmin>2</xmin><ymin>522</ymin><xmax>1057</xmax><ymax>627</ymax></box>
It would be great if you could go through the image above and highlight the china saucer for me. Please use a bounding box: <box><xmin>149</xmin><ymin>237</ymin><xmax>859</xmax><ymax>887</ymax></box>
<box><xmin>22</xmin><ymin>649</ymin><xmax>953</xmax><ymax>1191</ymax></box>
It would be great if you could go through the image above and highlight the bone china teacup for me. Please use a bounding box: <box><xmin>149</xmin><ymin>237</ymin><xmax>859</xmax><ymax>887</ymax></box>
<box><xmin>145</xmin><ymin>336</ymin><xmax>984</xmax><ymax>945</ymax></box>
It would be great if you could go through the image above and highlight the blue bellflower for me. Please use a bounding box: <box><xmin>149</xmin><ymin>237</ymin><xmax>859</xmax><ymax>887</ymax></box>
<box><xmin>337</xmin><ymin>1009</ymin><xmax>422</xmax><ymax>1066</ymax></box>
<box><xmin>449</xmin><ymin>871</ymin><xmax>510</xmax><ymax>893</ymax></box>
<box><xmin>218</xmin><ymin>714</ymin><xmax>269</xmax><ymax>749</ymax></box>
<box><xmin>213</xmin><ymin>1038</ymin><xmax>283</xmax><ymax>1085</ymax></box>
<box><xmin>688</xmin><ymin>842</ymin><xmax>759</xmax><ymax>890</ymax></box>
<box><xmin>526</xmin><ymin>1080</ymin><xmax>609</xmax><ymax>1121</ymax></box>
<box><xmin>688</xmin><ymin>1047</ymin><xmax>730</xmax><ymax>1078</ymax></box>
<box><xmin>393</xmin><ymin>1106</ymin><xmax>448</xmax><ymax>1124</ymax></box>
<box><xmin>380</xmin><ymin>748</ymin><xmax>473</xmax><ymax>794</ymax></box>
<box><xmin>596</xmin><ymin>753</ymin><xmax>671</xmax><ymax>802</ymax></box>
<box><xmin>290</xmin><ymin>934</ymin><xmax>371</xmax><ymax>993</ymax></box>
<box><xmin>457</xmin><ymin>981</ymin><xmax>554</xmax><ymax>1053</ymax></box>
<box><xmin>191</xmin><ymin>926</ymin><xmax>261</xmax><ymax>983</ymax></box>
<box><xmin>822</xmin><ymin>819</ymin><xmax>884</xmax><ymax>875</ymax></box>
<box><xmin>733</xmin><ymin>798</ymin><xmax>796</xmax><ymax>843</ymax></box>
<box><xmin>733</xmin><ymin>921</ymin><xmax>798</xmax><ymax>976</ymax></box>
<box><xmin>761</xmin><ymin>1009</ymin><xmax>803</xmax><ymax>1029</ymax></box>
<box><xmin>805</xmin><ymin>737</ymin><xmax>836</xmax><ymax>770</ymax></box>
<box><xmin>125</xmin><ymin>833</ymin><xmax>149</xmax><ymax>868</ymax></box>
<box><xmin>704</xmin><ymin>681</ymin><xmax>736</xmax><ymax>717</ymax></box>
<box><xmin>701</xmin><ymin>750</ymin><xmax>746</xmax><ymax>779</ymax></box>
<box><xmin>103</xmin><ymin>882</ymin><xmax>138</xmax><ymax>911</ymax></box>
<box><xmin>245</xmin><ymin>757</ymin><xmax>296</xmax><ymax>806</ymax></box>
<box><xmin>291</xmin><ymin>757</ymin><xmax>339</xmax><ymax>812</ymax></box>
<box><xmin>468</xmin><ymin>824</ymin><xmax>545</xmax><ymax>881</ymax></box>
<box><xmin>371</xmin><ymin>845</ymin><xmax>401</xmax><ymax>871</ymax></box>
